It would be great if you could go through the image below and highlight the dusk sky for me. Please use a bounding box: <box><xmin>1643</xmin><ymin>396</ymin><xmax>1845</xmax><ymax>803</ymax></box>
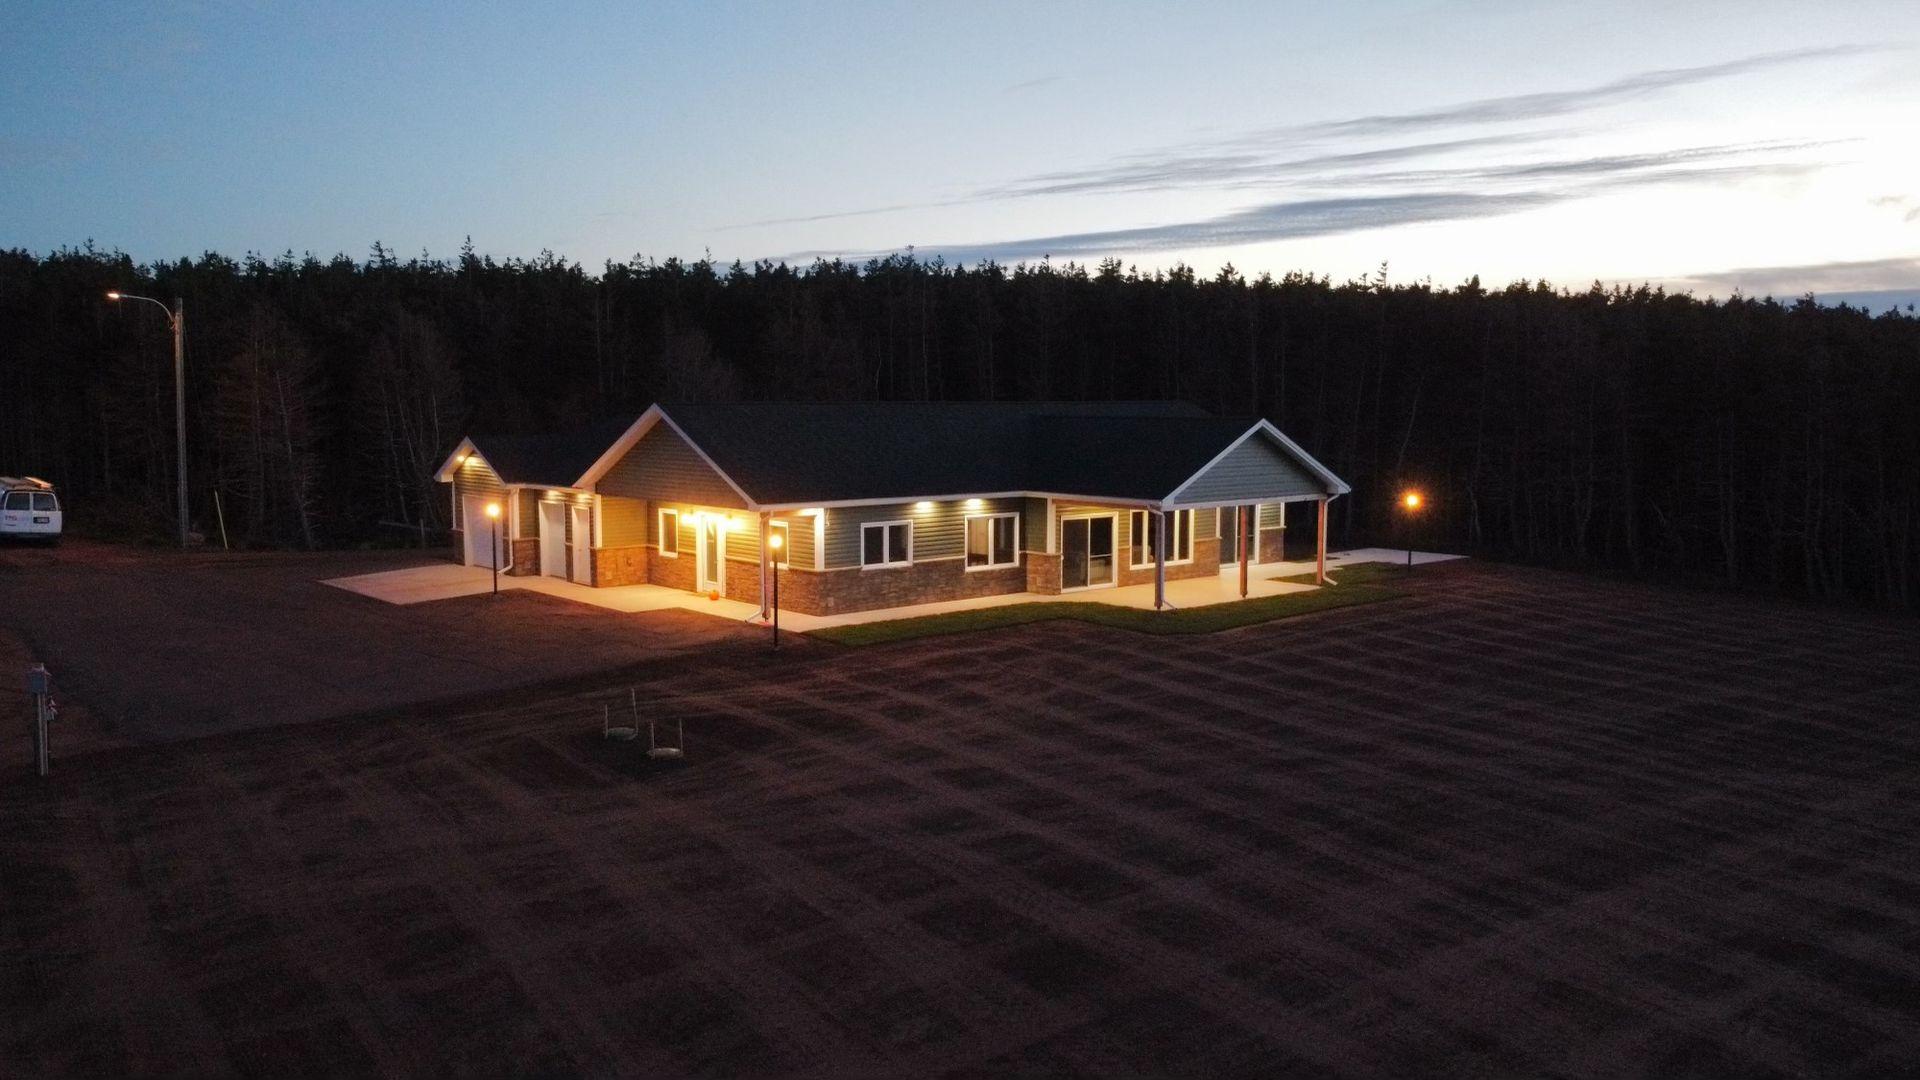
<box><xmin>5</xmin><ymin>2</ymin><xmax>1917</xmax><ymax>307</ymax></box>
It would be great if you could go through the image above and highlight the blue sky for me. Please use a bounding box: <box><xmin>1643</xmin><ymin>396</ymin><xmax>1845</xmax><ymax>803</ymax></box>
<box><xmin>4</xmin><ymin>2</ymin><xmax>1916</xmax><ymax>307</ymax></box>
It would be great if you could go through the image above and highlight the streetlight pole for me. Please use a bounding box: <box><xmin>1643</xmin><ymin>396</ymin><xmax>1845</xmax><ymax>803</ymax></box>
<box><xmin>486</xmin><ymin>502</ymin><xmax>502</xmax><ymax>595</ymax></box>
<box><xmin>1400</xmin><ymin>490</ymin><xmax>1423</xmax><ymax>573</ymax></box>
<box><xmin>768</xmin><ymin>531</ymin><xmax>783</xmax><ymax>650</ymax></box>
<box><xmin>107</xmin><ymin>292</ymin><xmax>188</xmax><ymax>547</ymax></box>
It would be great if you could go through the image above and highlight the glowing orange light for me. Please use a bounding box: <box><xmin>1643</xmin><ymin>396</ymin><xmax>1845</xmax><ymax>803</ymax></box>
<box><xmin>485</xmin><ymin>502</ymin><xmax>502</xmax><ymax>518</ymax></box>
<box><xmin>768</xmin><ymin>532</ymin><xmax>784</xmax><ymax>551</ymax></box>
<box><xmin>1402</xmin><ymin>491</ymin><xmax>1422</xmax><ymax>511</ymax></box>
<box><xmin>106</xmin><ymin>291</ymin><xmax>123</xmax><ymax>300</ymax></box>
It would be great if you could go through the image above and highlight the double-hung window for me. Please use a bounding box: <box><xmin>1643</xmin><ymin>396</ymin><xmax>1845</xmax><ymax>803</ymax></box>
<box><xmin>861</xmin><ymin>520</ymin><xmax>911</xmax><ymax>568</ymax></box>
<box><xmin>658</xmin><ymin>508</ymin><xmax>680</xmax><ymax>556</ymax></box>
<box><xmin>964</xmin><ymin>513</ymin><xmax>1018</xmax><ymax>570</ymax></box>
<box><xmin>1129</xmin><ymin>509</ymin><xmax>1192</xmax><ymax>567</ymax></box>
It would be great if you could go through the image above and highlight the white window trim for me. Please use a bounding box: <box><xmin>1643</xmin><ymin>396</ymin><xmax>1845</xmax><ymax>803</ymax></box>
<box><xmin>657</xmin><ymin>508</ymin><xmax>680</xmax><ymax>557</ymax></box>
<box><xmin>1129</xmin><ymin>509</ymin><xmax>1194</xmax><ymax>569</ymax></box>
<box><xmin>963</xmin><ymin>512</ymin><xmax>1021</xmax><ymax>571</ymax></box>
<box><xmin>860</xmin><ymin>519</ymin><xmax>913</xmax><ymax>570</ymax></box>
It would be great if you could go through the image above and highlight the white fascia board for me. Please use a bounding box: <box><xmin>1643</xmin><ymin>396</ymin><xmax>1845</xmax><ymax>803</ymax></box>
<box><xmin>755</xmin><ymin>489</ymin><xmax>1160</xmax><ymax>512</ymax></box>
<box><xmin>1257</xmin><ymin>419</ymin><xmax>1351</xmax><ymax>495</ymax></box>
<box><xmin>1161</xmin><ymin>420</ymin><xmax>1351</xmax><ymax>504</ymax></box>
<box><xmin>1162</xmin><ymin>494</ymin><xmax>1333</xmax><ymax>511</ymax></box>
<box><xmin>1161</xmin><ymin>423</ymin><xmax>1264</xmax><ymax>505</ymax></box>
<box><xmin>572</xmin><ymin>404</ymin><xmax>761</xmax><ymax>510</ymax></box>
<box><xmin>572</xmin><ymin>405</ymin><xmax>663</xmax><ymax>489</ymax></box>
<box><xmin>432</xmin><ymin>437</ymin><xmax>481</xmax><ymax>482</ymax></box>
<box><xmin>654</xmin><ymin>407</ymin><xmax>761</xmax><ymax>509</ymax></box>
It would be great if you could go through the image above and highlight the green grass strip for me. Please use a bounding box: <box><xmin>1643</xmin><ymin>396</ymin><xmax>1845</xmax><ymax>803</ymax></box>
<box><xmin>1273</xmin><ymin>561</ymin><xmax>1410</xmax><ymax>586</ymax></box>
<box><xmin>807</xmin><ymin>579</ymin><xmax>1402</xmax><ymax>647</ymax></box>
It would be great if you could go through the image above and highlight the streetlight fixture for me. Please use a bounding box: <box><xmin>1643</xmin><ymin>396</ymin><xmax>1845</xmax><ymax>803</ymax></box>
<box><xmin>1399</xmin><ymin>490</ymin><xmax>1423</xmax><ymax>573</ymax></box>
<box><xmin>107</xmin><ymin>291</ymin><xmax>188</xmax><ymax>547</ymax></box>
<box><xmin>485</xmin><ymin>502</ymin><xmax>503</xmax><ymax>595</ymax></box>
<box><xmin>767</xmin><ymin>529</ymin><xmax>783</xmax><ymax>650</ymax></box>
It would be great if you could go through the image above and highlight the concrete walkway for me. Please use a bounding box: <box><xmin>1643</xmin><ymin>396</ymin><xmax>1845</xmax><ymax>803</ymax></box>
<box><xmin>325</xmin><ymin>548</ymin><xmax>1466</xmax><ymax>633</ymax></box>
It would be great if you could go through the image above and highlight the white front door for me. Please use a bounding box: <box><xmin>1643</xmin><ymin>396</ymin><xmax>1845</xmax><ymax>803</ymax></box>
<box><xmin>697</xmin><ymin>516</ymin><xmax>725</xmax><ymax>594</ymax></box>
<box><xmin>570</xmin><ymin>505</ymin><xmax>592</xmax><ymax>584</ymax></box>
<box><xmin>462</xmin><ymin>495</ymin><xmax>502</xmax><ymax>569</ymax></box>
<box><xmin>538</xmin><ymin>501</ymin><xmax>566</xmax><ymax>578</ymax></box>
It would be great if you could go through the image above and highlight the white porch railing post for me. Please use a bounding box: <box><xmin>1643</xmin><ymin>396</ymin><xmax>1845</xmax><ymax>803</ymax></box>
<box><xmin>1316</xmin><ymin>498</ymin><xmax>1329</xmax><ymax>585</ymax></box>
<box><xmin>1154</xmin><ymin>509</ymin><xmax>1168</xmax><ymax>610</ymax></box>
<box><xmin>758</xmin><ymin>510</ymin><xmax>772</xmax><ymax>618</ymax></box>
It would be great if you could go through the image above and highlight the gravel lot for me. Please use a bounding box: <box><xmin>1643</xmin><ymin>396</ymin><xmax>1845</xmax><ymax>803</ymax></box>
<box><xmin>3</xmin><ymin>559</ymin><xmax>1918</xmax><ymax>1077</ymax></box>
<box><xmin>0</xmin><ymin>540</ymin><xmax>769</xmax><ymax>746</ymax></box>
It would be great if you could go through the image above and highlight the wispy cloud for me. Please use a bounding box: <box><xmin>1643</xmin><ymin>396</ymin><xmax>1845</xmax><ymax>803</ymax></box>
<box><xmin>982</xmin><ymin>132</ymin><xmax>1564</xmax><ymax>199</ymax></box>
<box><xmin>727</xmin><ymin>45</ymin><xmax>1878</xmax><ymax>233</ymax></box>
<box><xmin>1673</xmin><ymin>255</ymin><xmax>1920</xmax><ymax>295</ymax></box>
<box><xmin>1268</xmin><ymin>44</ymin><xmax>1881</xmax><ymax>141</ymax></box>
<box><xmin>1871</xmin><ymin>194</ymin><xmax>1920</xmax><ymax>222</ymax></box>
<box><xmin>776</xmin><ymin>154</ymin><xmax>1830</xmax><ymax>265</ymax></box>
<box><xmin>1004</xmin><ymin>75</ymin><xmax>1062</xmax><ymax>94</ymax></box>
<box><xmin>783</xmin><ymin>191</ymin><xmax>1566</xmax><ymax>264</ymax></box>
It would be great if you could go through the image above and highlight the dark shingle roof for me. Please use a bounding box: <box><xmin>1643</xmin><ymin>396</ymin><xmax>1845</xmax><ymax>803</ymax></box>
<box><xmin>470</xmin><ymin>417</ymin><xmax>635</xmax><ymax>487</ymax></box>
<box><xmin>658</xmin><ymin>401</ymin><xmax>1218</xmax><ymax>504</ymax></box>
<box><xmin>1028</xmin><ymin>415</ymin><xmax>1261</xmax><ymax>501</ymax></box>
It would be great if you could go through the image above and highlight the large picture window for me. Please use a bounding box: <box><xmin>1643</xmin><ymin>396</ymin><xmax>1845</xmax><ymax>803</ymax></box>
<box><xmin>965</xmin><ymin>513</ymin><xmax>1019</xmax><ymax>570</ymax></box>
<box><xmin>1129</xmin><ymin>509</ymin><xmax>1192</xmax><ymax>568</ymax></box>
<box><xmin>657</xmin><ymin>508</ymin><xmax>679</xmax><ymax>556</ymax></box>
<box><xmin>861</xmin><ymin>520</ymin><xmax>911</xmax><ymax>568</ymax></box>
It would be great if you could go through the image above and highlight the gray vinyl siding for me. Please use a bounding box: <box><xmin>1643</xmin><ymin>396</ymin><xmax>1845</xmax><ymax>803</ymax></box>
<box><xmin>517</xmin><ymin>489</ymin><xmax>541</xmax><ymax>539</ymax></box>
<box><xmin>1175</xmin><ymin>434</ymin><xmax>1324</xmax><ymax>504</ymax></box>
<box><xmin>1020</xmin><ymin>497</ymin><xmax>1049</xmax><ymax>552</ymax></box>
<box><xmin>777</xmin><ymin>515</ymin><xmax>815</xmax><ymax>569</ymax></box>
<box><xmin>452</xmin><ymin>457</ymin><xmax>507</xmax><ymax>518</ymax></box>
<box><xmin>821</xmin><ymin>497</ymin><xmax>1027</xmax><ymax>570</ymax></box>
<box><xmin>599</xmin><ymin>423</ymin><xmax>746</xmax><ymax>508</ymax></box>
<box><xmin>600</xmin><ymin>495</ymin><xmax>646</xmax><ymax>547</ymax></box>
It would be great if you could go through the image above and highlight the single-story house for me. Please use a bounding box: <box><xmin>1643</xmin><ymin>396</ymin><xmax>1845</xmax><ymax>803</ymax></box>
<box><xmin>432</xmin><ymin>401</ymin><xmax>1349</xmax><ymax>616</ymax></box>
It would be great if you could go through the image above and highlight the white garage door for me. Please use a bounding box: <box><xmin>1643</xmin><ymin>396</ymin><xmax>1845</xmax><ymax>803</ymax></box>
<box><xmin>463</xmin><ymin>495</ymin><xmax>503</xmax><ymax>569</ymax></box>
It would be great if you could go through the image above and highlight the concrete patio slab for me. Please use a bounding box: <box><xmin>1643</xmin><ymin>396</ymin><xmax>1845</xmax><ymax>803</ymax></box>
<box><xmin>327</xmin><ymin>551</ymin><xmax>1449</xmax><ymax>634</ymax></box>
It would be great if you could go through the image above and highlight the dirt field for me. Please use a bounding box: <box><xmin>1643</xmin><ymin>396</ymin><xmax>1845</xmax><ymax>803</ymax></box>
<box><xmin>0</xmin><ymin>540</ymin><xmax>771</xmax><ymax>746</ymax></box>
<box><xmin>3</xmin><ymin>560</ymin><xmax>1918</xmax><ymax>1077</ymax></box>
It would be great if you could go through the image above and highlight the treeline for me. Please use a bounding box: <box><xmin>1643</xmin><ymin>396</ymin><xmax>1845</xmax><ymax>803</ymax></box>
<box><xmin>2</xmin><ymin>243</ymin><xmax>1916</xmax><ymax>609</ymax></box>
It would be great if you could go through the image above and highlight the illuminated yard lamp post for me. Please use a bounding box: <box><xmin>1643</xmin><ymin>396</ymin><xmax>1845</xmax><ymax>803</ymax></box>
<box><xmin>106</xmin><ymin>291</ymin><xmax>188</xmax><ymax>548</ymax></box>
<box><xmin>485</xmin><ymin>501</ymin><xmax>503</xmax><ymax>595</ymax></box>
<box><xmin>1400</xmin><ymin>490</ymin><xmax>1423</xmax><ymax>573</ymax></box>
<box><xmin>767</xmin><ymin>529</ymin><xmax>784</xmax><ymax>650</ymax></box>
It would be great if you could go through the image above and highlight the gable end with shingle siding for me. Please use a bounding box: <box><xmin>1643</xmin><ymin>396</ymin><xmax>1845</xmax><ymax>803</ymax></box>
<box><xmin>1170</xmin><ymin>431</ymin><xmax>1327</xmax><ymax>505</ymax></box>
<box><xmin>598</xmin><ymin>423</ymin><xmax>746</xmax><ymax>509</ymax></box>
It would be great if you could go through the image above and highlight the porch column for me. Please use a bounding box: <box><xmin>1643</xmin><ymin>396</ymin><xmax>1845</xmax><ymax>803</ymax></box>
<box><xmin>1154</xmin><ymin>509</ymin><xmax>1168</xmax><ymax>610</ymax></box>
<box><xmin>1315</xmin><ymin>497</ymin><xmax>1328</xmax><ymax>586</ymax></box>
<box><xmin>758</xmin><ymin>510</ymin><xmax>772</xmax><ymax>619</ymax></box>
<box><xmin>1239</xmin><ymin>504</ymin><xmax>1250</xmax><ymax>598</ymax></box>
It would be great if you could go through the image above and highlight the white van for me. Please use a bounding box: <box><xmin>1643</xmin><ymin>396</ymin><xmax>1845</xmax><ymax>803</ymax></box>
<box><xmin>0</xmin><ymin>477</ymin><xmax>62</xmax><ymax>542</ymax></box>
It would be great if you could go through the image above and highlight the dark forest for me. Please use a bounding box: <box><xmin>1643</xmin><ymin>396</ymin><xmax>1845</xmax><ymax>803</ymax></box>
<box><xmin>4</xmin><ymin>243</ymin><xmax>1915</xmax><ymax>609</ymax></box>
